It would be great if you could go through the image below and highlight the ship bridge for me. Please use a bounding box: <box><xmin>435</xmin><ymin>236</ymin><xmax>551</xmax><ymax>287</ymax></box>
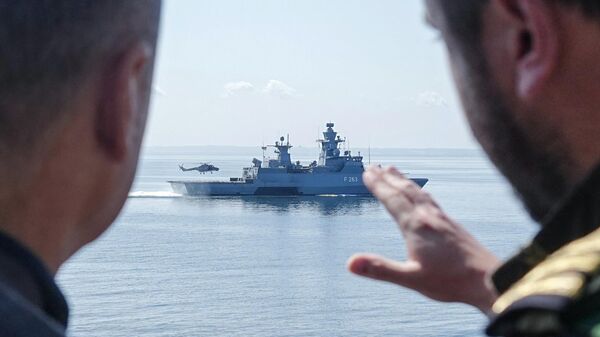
<box><xmin>316</xmin><ymin>123</ymin><xmax>363</xmax><ymax>172</ymax></box>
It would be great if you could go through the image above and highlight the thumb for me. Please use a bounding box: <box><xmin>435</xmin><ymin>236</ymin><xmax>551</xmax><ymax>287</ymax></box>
<box><xmin>347</xmin><ymin>253</ymin><xmax>421</xmax><ymax>288</ymax></box>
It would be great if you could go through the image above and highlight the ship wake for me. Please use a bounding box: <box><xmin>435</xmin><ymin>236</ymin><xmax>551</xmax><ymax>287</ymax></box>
<box><xmin>128</xmin><ymin>191</ymin><xmax>182</xmax><ymax>199</ymax></box>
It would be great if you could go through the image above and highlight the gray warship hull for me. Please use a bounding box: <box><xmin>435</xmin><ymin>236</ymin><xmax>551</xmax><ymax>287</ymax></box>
<box><xmin>169</xmin><ymin>123</ymin><xmax>428</xmax><ymax>196</ymax></box>
<box><xmin>169</xmin><ymin>172</ymin><xmax>428</xmax><ymax>196</ymax></box>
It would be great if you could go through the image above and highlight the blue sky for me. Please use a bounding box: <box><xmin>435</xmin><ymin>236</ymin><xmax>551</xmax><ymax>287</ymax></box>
<box><xmin>146</xmin><ymin>0</ymin><xmax>476</xmax><ymax>148</ymax></box>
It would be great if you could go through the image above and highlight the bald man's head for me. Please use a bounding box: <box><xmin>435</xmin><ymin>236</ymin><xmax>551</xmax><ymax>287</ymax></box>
<box><xmin>0</xmin><ymin>1</ymin><xmax>162</xmax><ymax>271</ymax></box>
<box><xmin>0</xmin><ymin>1</ymin><xmax>161</xmax><ymax>157</ymax></box>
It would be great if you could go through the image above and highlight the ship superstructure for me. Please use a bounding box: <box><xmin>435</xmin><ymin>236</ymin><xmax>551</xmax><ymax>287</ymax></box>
<box><xmin>169</xmin><ymin>123</ymin><xmax>428</xmax><ymax>196</ymax></box>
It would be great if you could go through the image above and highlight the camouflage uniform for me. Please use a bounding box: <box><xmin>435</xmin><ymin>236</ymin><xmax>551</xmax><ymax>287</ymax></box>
<box><xmin>487</xmin><ymin>166</ymin><xmax>600</xmax><ymax>337</ymax></box>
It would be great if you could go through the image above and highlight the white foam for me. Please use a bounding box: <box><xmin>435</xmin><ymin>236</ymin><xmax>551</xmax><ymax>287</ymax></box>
<box><xmin>316</xmin><ymin>194</ymin><xmax>359</xmax><ymax>197</ymax></box>
<box><xmin>128</xmin><ymin>191</ymin><xmax>182</xmax><ymax>199</ymax></box>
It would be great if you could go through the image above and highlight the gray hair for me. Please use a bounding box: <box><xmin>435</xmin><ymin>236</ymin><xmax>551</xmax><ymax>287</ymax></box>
<box><xmin>0</xmin><ymin>1</ymin><xmax>161</xmax><ymax>154</ymax></box>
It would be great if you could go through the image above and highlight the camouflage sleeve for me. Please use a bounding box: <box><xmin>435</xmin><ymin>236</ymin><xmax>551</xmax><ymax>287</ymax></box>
<box><xmin>487</xmin><ymin>227</ymin><xmax>600</xmax><ymax>337</ymax></box>
<box><xmin>486</xmin><ymin>295</ymin><xmax>569</xmax><ymax>336</ymax></box>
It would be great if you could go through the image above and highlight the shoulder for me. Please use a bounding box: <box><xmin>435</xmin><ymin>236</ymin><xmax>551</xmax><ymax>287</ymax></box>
<box><xmin>0</xmin><ymin>282</ymin><xmax>66</xmax><ymax>337</ymax></box>
<box><xmin>487</xmin><ymin>228</ymin><xmax>600</xmax><ymax>337</ymax></box>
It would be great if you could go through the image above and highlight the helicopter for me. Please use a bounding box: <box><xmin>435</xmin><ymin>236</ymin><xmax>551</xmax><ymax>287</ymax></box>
<box><xmin>179</xmin><ymin>163</ymin><xmax>220</xmax><ymax>174</ymax></box>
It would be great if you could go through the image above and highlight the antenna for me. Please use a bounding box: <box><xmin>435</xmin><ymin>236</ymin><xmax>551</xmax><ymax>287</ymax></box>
<box><xmin>349</xmin><ymin>139</ymin><xmax>352</xmax><ymax>156</ymax></box>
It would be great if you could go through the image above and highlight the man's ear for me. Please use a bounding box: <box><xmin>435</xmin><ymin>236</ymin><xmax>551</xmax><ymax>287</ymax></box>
<box><xmin>95</xmin><ymin>42</ymin><xmax>153</xmax><ymax>162</ymax></box>
<box><xmin>498</xmin><ymin>0</ymin><xmax>560</xmax><ymax>99</ymax></box>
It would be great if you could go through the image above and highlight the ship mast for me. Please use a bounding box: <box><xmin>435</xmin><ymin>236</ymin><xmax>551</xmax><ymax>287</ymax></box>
<box><xmin>261</xmin><ymin>143</ymin><xmax>267</xmax><ymax>166</ymax></box>
<box><xmin>317</xmin><ymin>122</ymin><xmax>344</xmax><ymax>166</ymax></box>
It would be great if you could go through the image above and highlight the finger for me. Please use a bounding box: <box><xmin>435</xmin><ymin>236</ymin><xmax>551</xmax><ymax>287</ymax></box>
<box><xmin>383</xmin><ymin>166</ymin><xmax>439</xmax><ymax>207</ymax></box>
<box><xmin>385</xmin><ymin>165</ymin><xmax>407</xmax><ymax>178</ymax></box>
<box><xmin>364</xmin><ymin>169</ymin><xmax>414</xmax><ymax>214</ymax></box>
<box><xmin>364</xmin><ymin>168</ymin><xmax>413</xmax><ymax>228</ymax></box>
<box><xmin>365</xmin><ymin>164</ymin><xmax>382</xmax><ymax>172</ymax></box>
<box><xmin>381</xmin><ymin>167</ymin><xmax>421</xmax><ymax>203</ymax></box>
<box><xmin>347</xmin><ymin>253</ymin><xmax>422</xmax><ymax>288</ymax></box>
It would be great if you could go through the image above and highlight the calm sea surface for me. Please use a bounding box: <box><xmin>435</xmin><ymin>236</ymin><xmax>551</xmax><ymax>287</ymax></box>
<box><xmin>57</xmin><ymin>147</ymin><xmax>537</xmax><ymax>337</ymax></box>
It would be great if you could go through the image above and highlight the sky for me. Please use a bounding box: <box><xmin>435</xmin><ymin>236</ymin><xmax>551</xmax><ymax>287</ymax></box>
<box><xmin>145</xmin><ymin>0</ymin><xmax>477</xmax><ymax>149</ymax></box>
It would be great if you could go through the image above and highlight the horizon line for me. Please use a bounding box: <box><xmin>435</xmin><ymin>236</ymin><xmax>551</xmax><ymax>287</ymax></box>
<box><xmin>142</xmin><ymin>144</ymin><xmax>481</xmax><ymax>150</ymax></box>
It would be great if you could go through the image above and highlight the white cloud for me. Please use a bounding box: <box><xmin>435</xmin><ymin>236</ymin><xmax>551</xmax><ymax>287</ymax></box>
<box><xmin>222</xmin><ymin>81</ymin><xmax>255</xmax><ymax>97</ymax></box>
<box><xmin>262</xmin><ymin>80</ymin><xmax>297</xmax><ymax>99</ymax></box>
<box><xmin>221</xmin><ymin>80</ymin><xmax>298</xmax><ymax>99</ymax></box>
<box><xmin>415</xmin><ymin>91</ymin><xmax>448</xmax><ymax>108</ymax></box>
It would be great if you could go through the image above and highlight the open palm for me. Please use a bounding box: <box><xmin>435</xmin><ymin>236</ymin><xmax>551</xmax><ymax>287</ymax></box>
<box><xmin>348</xmin><ymin>166</ymin><xmax>500</xmax><ymax>312</ymax></box>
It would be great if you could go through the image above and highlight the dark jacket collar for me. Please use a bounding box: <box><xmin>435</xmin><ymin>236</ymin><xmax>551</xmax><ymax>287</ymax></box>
<box><xmin>492</xmin><ymin>164</ymin><xmax>600</xmax><ymax>294</ymax></box>
<box><xmin>0</xmin><ymin>231</ymin><xmax>69</xmax><ymax>328</ymax></box>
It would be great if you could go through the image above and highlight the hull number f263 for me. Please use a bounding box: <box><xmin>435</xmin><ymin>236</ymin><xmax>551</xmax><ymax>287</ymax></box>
<box><xmin>344</xmin><ymin>176</ymin><xmax>360</xmax><ymax>183</ymax></box>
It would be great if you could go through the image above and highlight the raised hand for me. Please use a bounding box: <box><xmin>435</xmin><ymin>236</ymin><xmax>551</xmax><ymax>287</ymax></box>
<box><xmin>348</xmin><ymin>166</ymin><xmax>500</xmax><ymax>313</ymax></box>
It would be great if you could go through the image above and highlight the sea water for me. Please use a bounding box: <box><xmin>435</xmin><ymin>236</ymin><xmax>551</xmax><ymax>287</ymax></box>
<box><xmin>57</xmin><ymin>147</ymin><xmax>537</xmax><ymax>337</ymax></box>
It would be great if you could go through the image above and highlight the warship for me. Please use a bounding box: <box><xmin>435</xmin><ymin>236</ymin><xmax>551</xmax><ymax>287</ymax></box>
<box><xmin>169</xmin><ymin>123</ymin><xmax>428</xmax><ymax>196</ymax></box>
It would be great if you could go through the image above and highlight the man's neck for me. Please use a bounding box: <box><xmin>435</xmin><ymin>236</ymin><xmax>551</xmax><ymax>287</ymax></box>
<box><xmin>0</xmin><ymin>178</ymin><xmax>75</xmax><ymax>275</ymax></box>
<box><xmin>0</xmin><ymin>220</ymin><xmax>68</xmax><ymax>276</ymax></box>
